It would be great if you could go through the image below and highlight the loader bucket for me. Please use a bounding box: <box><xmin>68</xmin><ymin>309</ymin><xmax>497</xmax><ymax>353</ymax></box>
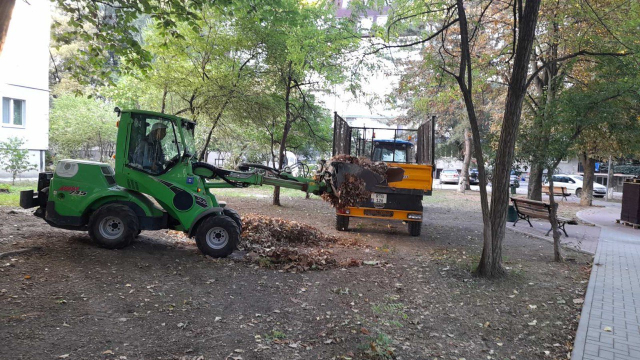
<box><xmin>329</xmin><ymin>162</ymin><xmax>404</xmax><ymax>193</ymax></box>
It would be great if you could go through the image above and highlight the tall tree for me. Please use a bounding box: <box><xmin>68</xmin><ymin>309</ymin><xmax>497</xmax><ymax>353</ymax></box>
<box><xmin>235</xmin><ymin>0</ymin><xmax>358</xmax><ymax>205</ymax></box>
<box><xmin>521</xmin><ymin>0</ymin><xmax>639</xmax><ymax>201</ymax></box>
<box><xmin>367</xmin><ymin>0</ymin><xmax>542</xmax><ymax>277</ymax></box>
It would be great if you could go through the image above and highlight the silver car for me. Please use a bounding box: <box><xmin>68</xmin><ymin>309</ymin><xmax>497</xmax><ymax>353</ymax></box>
<box><xmin>440</xmin><ymin>169</ymin><xmax>459</xmax><ymax>184</ymax></box>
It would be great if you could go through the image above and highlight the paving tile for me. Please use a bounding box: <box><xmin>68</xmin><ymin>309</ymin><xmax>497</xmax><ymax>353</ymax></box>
<box><xmin>571</xmin><ymin>208</ymin><xmax>640</xmax><ymax>360</ymax></box>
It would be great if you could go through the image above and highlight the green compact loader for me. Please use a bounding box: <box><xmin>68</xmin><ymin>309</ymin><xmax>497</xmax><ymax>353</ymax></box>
<box><xmin>20</xmin><ymin>109</ymin><xmax>400</xmax><ymax>258</ymax></box>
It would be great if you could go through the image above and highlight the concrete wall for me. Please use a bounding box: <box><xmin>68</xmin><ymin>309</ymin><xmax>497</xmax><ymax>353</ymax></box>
<box><xmin>0</xmin><ymin>0</ymin><xmax>51</xmax><ymax>178</ymax></box>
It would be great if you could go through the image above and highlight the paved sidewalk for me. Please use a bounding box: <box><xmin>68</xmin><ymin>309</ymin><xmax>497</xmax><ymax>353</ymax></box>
<box><xmin>572</xmin><ymin>207</ymin><xmax>640</xmax><ymax>360</ymax></box>
<box><xmin>508</xmin><ymin>218</ymin><xmax>600</xmax><ymax>254</ymax></box>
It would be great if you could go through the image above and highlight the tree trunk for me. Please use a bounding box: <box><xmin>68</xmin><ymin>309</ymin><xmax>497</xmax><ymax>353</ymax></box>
<box><xmin>458</xmin><ymin>128</ymin><xmax>472</xmax><ymax>193</ymax></box>
<box><xmin>606</xmin><ymin>156</ymin><xmax>614</xmax><ymax>200</ymax></box>
<box><xmin>160</xmin><ymin>86</ymin><xmax>168</xmax><ymax>114</ymax></box>
<box><xmin>479</xmin><ymin>0</ymin><xmax>542</xmax><ymax>277</ymax></box>
<box><xmin>273</xmin><ymin>68</ymin><xmax>294</xmax><ymax>206</ymax></box>
<box><xmin>547</xmin><ymin>164</ymin><xmax>563</xmax><ymax>262</ymax></box>
<box><xmin>0</xmin><ymin>0</ymin><xmax>15</xmax><ymax>55</ymax></box>
<box><xmin>199</xmin><ymin>99</ymin><xmax>230</xmax><ymax>161</ymax></box>
<box><xmin>528</xmin><ymin>161</ymin><xmax>544</xmax><ymax>201</ymax></box>
<box><xmin>580</xmin><ymin>152</ymin><xmax>595</xmax><ymax>206</ymax></box>
<box><xmin>452</xmin><ymin>0</ymin><xmax>494</xmax><ymax>278</ymax></box>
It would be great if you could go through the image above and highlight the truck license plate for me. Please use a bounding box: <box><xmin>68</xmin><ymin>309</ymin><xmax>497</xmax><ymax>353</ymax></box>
<box><xmin>371</xmin><ymin>193</ymin><xmax>387</xmax><ymax>208</ymax></box>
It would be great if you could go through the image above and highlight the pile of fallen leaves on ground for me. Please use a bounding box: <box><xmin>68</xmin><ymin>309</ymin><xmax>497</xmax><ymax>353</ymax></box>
<box><xmin>320</xmin><ymin>155</ymin><xmax>388</xmax><ymax>210</ymax></box>
<box><xmin>240</xmin><ymin>214</ymin><xmax>361</xmax><ymax>272</ymax></box>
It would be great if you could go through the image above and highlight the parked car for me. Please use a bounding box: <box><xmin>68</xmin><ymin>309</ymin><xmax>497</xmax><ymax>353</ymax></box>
<box><xmin>543</xmin><ymin>174</ymin><xmax>607</xmax><ymax>198</ymax></box>
<box><xmin>510</xmin><ymin>170</ymin><xmax>519</xmax><ymax>186</ymax></box>
<box><xmin>439</xmin><ymin>169</ymin><xmax>459</xmax><ymax>184</ymax></box>
<box><xmin>469</xmin><ymin>169</ymin><xmax>479</xmax><ymax>185</ymax></box>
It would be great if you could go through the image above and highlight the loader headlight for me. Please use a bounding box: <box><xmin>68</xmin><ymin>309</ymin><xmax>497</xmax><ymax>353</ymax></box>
<box><xmin>407</xmin><ymin>214</ymin><xmax>422</xmax><ymax>220</ymax></box>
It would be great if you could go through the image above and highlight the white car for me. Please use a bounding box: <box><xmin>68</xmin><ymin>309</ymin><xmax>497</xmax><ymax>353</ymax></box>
<box><xmin>439</xmin><ymin>169</ymin><xmax>459</xmax><ymax>184</ymax></box>
<box><xmin>544</xmin><ymin>174</ymin><xmax>607</xmax><ymax>198</ymax></box>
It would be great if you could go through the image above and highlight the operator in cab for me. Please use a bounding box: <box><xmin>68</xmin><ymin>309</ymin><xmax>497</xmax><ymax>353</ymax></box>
<box><xmin>133</xmin><ymin>122</ymin><xmax>167</xmax><ymax>172</ymax></box>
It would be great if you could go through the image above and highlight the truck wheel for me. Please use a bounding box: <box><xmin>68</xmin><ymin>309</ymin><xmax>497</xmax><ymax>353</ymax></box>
<box><xmin>408</xmin><ymin>221</ymin><xmax>421</xmax><ymax>236</ymax></box>
<box><xmin>223</xmin><ymin>208</ymin><xmax>243</xmax><ymax>233</ymax></box>
<box><xmin>195</xmin><ymin>215</ymin><xmax>239</xmax><ymax>258</ymax></box>
<box><xmin>336</xmin><ymin>214</ymin><xmax>349</xmax><ymax>231</ymax></box>
<box><xmin>88</xmin><ymin>204</ymin><xmax>139</xmax><ymax>249</ymax></box>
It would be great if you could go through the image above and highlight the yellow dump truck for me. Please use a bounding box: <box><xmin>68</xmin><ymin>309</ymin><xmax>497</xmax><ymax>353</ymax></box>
<box><xmin>332</xmin><ymin>113</ymin><xmax>435</xmax><ymax>236</ymax></box>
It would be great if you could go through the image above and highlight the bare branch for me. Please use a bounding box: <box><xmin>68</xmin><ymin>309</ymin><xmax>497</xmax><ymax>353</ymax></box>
<box><xmin>366</xmin><ymin>18</ymin><xmax>459</xmax><ymax>56</ymax></box>
<box><xmin>526</xmin><ymin>50</ymin><xmax>633</xmax><ymax>90</ymax></box>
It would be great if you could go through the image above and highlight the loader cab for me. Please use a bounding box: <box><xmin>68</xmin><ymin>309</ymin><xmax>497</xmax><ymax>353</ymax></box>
<box><xmin>116</xmin><ymin>110</ymin><xmax>197</xmax><ymax>176</ymax></box>
<box><xmin>372</xmin><ymin>139</ymin><xmax>415</xmax><ymax>164</ymax></box>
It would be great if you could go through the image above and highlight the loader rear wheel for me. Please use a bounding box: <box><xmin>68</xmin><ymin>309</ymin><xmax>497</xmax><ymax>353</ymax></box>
<box><xmin>223</xmin><ymin>208</ymin><xmax>243</xmax><ymax>233</ymax></box>
<box><xmin>88</xmin><ymin>204</ymin><xmax>139</xmax><ymax>249</ymax></box>
<box><xmin>408</xmin><ymin>221</ymin><xmax>421</xmax><ymax>237</ymax></box>
<box><xmin>336</xmin><ymin>214</ymin><xmax>349</xmax><ymax>231</ymax></box>
<box><xmin>195</xmin><ymin>215</ymin><xmax>239</xmax><ymax>258</ymax></box>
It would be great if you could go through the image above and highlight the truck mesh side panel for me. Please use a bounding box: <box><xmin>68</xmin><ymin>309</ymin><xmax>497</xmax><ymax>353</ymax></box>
<box><xmin>417</xmin><ymin>119</ymin><xmax>434</xmax><ymax>165</ymax></box>
<box><xmin>332</xmin><ymin>113</ymin><xmax>351</xmax><ymax>156</ymax></box>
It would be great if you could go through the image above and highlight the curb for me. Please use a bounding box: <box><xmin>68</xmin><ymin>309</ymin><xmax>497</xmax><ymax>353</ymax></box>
<box><xmin>575</xmin><ymin>209</ymin><xmax>596</xmax><ymax>226</ymax></box>
<box><xmin>505</xmin><ymin>225</ymin><xmax>595</xmax><ymax>255</ymax></box>
<box><xmin>570</xmin><ymin>228</ymin><xmax>603</xmax><ymax>359</ymax></box>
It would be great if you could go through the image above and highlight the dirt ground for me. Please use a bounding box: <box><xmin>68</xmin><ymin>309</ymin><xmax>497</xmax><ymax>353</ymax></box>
<box><xmin>0</xmin><ymin>190</ymin><xmax>591</xmax><ymax>360</ymax></box>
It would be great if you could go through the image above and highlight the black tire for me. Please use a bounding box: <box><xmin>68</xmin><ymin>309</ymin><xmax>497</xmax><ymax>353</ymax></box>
<box><xmin>88</xmin><ymin>204</ymin><xmax>139</xmax><ymax>249</ymax></box>
<box><xmin>575</xmin><ymin>188</ymin><xmax>582</xmax><ymax>197</ymax></box>
<box><xmin>223</xmin><ymin>208</ymin><xmax>243</xmax><ymax>233</ymax></box>
<box><xmin>336</xmin><ymin>214</ymin><xmax>349</xmax><ymax>231</ymax></box>
<box><xmin>195</xmin><ymin>215</ymin><xmax>239</xmax><ymax>258</ymax></box>
<box><xmin>408</xmin><ymin>221</ymin><xmax>421</xmax><ymax>236</ymax></box>
<box><xmin>594</xmin><ymin>195</ymin><xmax>605</xmax><ymax>198</ymax></box>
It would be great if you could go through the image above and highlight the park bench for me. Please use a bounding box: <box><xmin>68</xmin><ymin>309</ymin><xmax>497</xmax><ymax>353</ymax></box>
<box><xmin>511</xmin><ymin>197</ymin><xmax>574</xmax><ymax>237</ymax></box>
<box><xmin>541</xmin><ymin>185</ymin><xmax>570</xmax><ymax>201</ymax></box>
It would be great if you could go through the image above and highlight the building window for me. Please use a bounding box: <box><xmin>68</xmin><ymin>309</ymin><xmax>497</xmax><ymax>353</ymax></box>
<box><xmin>2</xmin><ymin>97</ymin><xmax>26</xmax><ymax>126</ymax></box>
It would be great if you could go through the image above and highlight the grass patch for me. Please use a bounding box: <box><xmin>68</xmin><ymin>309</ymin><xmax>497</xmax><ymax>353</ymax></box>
<box><xmin>264</xmin><ymin>330</ymin><xmax>286</xmax><ymax>341</ymax></box>
<box><xmin>0</xmin><ymin>181</ymin><xmax>37</xmax><ymax>207</ymax></box>
<box><xmin>211</xmin><ymin>186</ymin><xmax>318</xmax><ymax>199</ymax></box>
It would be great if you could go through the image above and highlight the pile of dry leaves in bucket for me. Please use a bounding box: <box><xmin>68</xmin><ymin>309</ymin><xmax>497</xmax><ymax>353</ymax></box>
<box><xmin>320</xmin><ymin>155</ymin><xmax>389</xmax><ymax>210</ymax></box>
<box><xmin>240</xmin><ymin>214</ymin><xmax>362</xmax><ymax>272</ymax></box>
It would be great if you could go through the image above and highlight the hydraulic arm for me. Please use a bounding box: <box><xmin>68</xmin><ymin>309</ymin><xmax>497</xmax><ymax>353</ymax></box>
<box><xmin>193</xmin><ymin>161</ymin><xmax>402</xmax><ymax>197</ymax></box>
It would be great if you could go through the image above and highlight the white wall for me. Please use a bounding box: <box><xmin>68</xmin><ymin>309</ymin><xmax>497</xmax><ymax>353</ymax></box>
<box><xmin>557</xmin><ymin>158</ymin><xmax>580</xmax><ymax>175</ymax></box>
<box><xmin>0</xmin><ymin>0</ymin><xmax>51</xmax><ymax>177</ymax></box>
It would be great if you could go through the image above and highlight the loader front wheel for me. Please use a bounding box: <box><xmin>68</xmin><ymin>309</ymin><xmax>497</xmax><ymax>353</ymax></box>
<box><xmin>195</xmin><ymin>215</ymin><xmax>239</xmax><ymax>258</ymax></box>
<box><xmin>89</xmin><ymin>204</ymin><xmax>139</xmax><ymax>249</ymax></box>
<box><xmin>408</xmin><ymin>221</ymin><xmax>421</xmax><ymax>237</ymax></box>
<box><xmin>336</xmin><ymin>214</ymin><xmax>349</xmax><ymax>231</ymax></box>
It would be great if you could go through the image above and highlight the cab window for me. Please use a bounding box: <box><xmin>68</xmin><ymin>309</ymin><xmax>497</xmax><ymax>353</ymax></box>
<box><xmin>127</xmin><ymin>114</ymin><xmax>180</xmax><ymax>175</ymax></box>
<box><xmin>372</xmin><ymin>142</ymin><xmax>412</xmax><ymax>163</ymax></box>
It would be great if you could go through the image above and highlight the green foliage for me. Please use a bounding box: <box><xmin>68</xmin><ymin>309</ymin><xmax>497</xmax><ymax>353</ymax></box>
<box><xmin>0</xmin><ymin>138</ymin><xmax>37</xmax><ymax>185</ymax></box>
<box><xmin>99</xmin><ymin>1</ymin><xmax>357</xmax><ymax>168</ymax></box>
<box><xmin>49</xmin><ymin>95</ymin><xmax>118</xmax><ymax>162</ymax></box>
<box><xmin>51</xmin><ymin>0</ymin><xmax>213</xmax><ymax>86</ymax></box>
<box><xmin>601</xmin><ymin>165</ymin><xmax>640</xmax><ymax>175</ymax></box>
